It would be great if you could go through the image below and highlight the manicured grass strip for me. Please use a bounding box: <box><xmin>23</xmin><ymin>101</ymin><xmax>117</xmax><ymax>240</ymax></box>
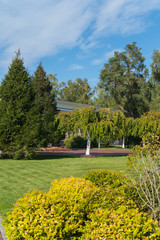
<box><xmin>0</xmin><ymin>155</ymin><xmax>127</xmax><ymax>218</ymax></box>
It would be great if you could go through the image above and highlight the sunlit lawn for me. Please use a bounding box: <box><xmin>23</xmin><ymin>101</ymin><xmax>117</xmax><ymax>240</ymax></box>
<box><xmin>0</xmin><ymin>155</ymin><xmax>128</xmax><ymax>218</ymax></box>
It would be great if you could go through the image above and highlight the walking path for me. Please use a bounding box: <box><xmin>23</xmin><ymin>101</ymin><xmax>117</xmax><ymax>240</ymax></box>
<box><xmin>37</xmin><ymin>147</ymin><xmax>133</xmax><ymax>156</ymax></box>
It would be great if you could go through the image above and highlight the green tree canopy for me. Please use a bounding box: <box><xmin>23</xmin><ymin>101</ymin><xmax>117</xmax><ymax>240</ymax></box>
<box><xmin>149</xmin><ymin>50</ymin><xmax>160</xmax><ymax>111</ymax></box>
<box><xmin>57</xmin><ymin>78</ymin><xmax>94</xmax><ymax>104</ymax></box>
<box><xmin>132</xmin><ymin>111</ymin><xmax>160</xmax><ymax>140</ymax></box>
<box><xmin>56</xmin><ymin>107</ymin><xmax>131</xmax><ymax>154</ymax></box>
<box><xmin>99</xmin><ymin>42</ymin><xmax>149</xmax><ymax>118</ymax></box>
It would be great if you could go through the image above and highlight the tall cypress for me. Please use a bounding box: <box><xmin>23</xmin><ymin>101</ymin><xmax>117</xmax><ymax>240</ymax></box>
<box><xmin>0</xmin><ymin>51</ymin><xmax>32</xmax><ymax>158</ymax></box>
<box><xmin>31</xmin><ymin>63</ymin><xmax>57</xmax><ymax>146</ymax></box>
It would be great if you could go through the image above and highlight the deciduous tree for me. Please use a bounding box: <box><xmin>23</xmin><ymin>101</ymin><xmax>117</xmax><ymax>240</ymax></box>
<box><xmin>58</xmin><ymin>78</ymin><xmax>94</xmax><ymax>104</ymax></box>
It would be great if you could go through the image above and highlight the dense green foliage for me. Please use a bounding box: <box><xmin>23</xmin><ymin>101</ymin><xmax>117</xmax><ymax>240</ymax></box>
<box><xmin>84</xmin><ymin>169</ymin><xmax>124</xmax><ymax>189</ymax></box>
<box><xmin>98</xmin><ymin>42</ymin><xmax>149</xmax><ymax>118</ymax></box>
<box><xmin>32</xmin><ymin>63</ymin><xmax>57</xmax><ymax>146</ymax></box>
<box><xmin>82</xmin><ymin>206</ymin><xmax>160</xmax><ymax>240</ymax></box>
<box><xmin>149</xmin><ymin>50</ymin><xmax>160</xmax><ymax>111</ymax></box>
<box><xmin>54</xmin><ymin>78</ymin><xmax>94</xmax><ymax>104</ymax></box>
<box><xmin>3</xmin><ymin>175</ymin><xmax>160</xmax><ymax>239</ymax></box>
<box><xmin>57</xmin><ymin>107</ymin><xmax>134</xmax><ymax>152</ymax></box>
<box><xmin>132</xmin><ymin>111</ymin><xmax>160</xmax><ymax>139</ymax></box>
<box><xmin>64</xmin><ymin>135</ymin><xmax>87</xmax><ymax>148</ymax></box>
<box><xmin>0</xmin><ymin>51</ymin><xmax>33</xmax><ymax>159</ymax></box>
<box><xmin>0</xmin><ymin>54</ymin><xmax>57</xmax><ymax>159</ymax></box>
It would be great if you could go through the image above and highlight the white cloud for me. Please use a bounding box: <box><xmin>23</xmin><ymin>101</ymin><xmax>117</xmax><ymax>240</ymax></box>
<box><xmin>0</xmin><ymin>0</ymin><xmax>159</xmax><ymax>72</ymax></box>
<box><xmin>68</xmin><ymin>64</ymin><xmax>84</xmax><ymax>70</ymax></box>
<box><xmin>90</xmin><ymin>0</ymin><xmax>160</xmax><ymax>39</ymax></box>
<box><xmin>92</xmin><ymin>48</ymin><xmax>123</xmax><ymax>65</ymax></box>
<box><xmin>0</xmin><ymin>0</ymin><xmax>94</xmax><ymax>70</ymax></box>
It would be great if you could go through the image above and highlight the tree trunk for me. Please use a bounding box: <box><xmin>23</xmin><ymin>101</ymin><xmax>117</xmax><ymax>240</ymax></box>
<box><xmin>122</xmin><ymin>136</ymin><xmax>125</xmax><ymax>149</ymax></box>
<box><xmin>86</xmin><ymin>131</ymin><xmax>91</xmax><ymax>155</ymax></box>
<box><xmin>98</xmin><ymin>137</ymin><xmax>101</xmax><ymax>149</ymax></box>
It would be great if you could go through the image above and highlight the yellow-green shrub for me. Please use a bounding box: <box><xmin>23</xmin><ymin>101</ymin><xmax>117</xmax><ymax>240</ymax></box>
<box><xmin>84</xmin><ymin>169</ymin><xmax>144</xmax><ymax>209</ymax></box>
<box><xmin>3</xmin><ymin>176</ymin><xmax>160</xmax><ymax>240</ymax></box>
<box><xmin>84</xmin><ymin>169</ymin><xmax>124</xmax><ymax>189</ymax></box>
<box><xmin>82</xmin><ymin>206</ymin><xmax>160</xmax><ymax>239</ymax></box>
<box><xmin>3</xmin><ymin>189</ymin><xmax>48</xmax><ymax>240</ymax></box>
<box><xmin>3</xmin><ymin>177</ymin><xmax>102</xmax><ymax>240</ymax></box>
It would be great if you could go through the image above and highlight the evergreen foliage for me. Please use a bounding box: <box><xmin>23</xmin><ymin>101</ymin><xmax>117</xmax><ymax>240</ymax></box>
<box><xmin>0</xmin><ymin>54</ymin><xmax>57</xmax><ymax>159</ymax></box>
<box><xmin>149</xmin><ymin>50</ymin><xmax>160</xmax><ymax>111</ymax></box>
<box><xmin>31</xmin><ymin>63</ymin><xmax>57</xmax><ymax>147</ymax></box>
<box><xmin>99</xmin><ymin>42</ymin><xmax>149</xmax><ymax>118</ymax></box>
<box><xmin>0</xmin><ymin>51</ymin><xmax>33</xmax><ymax>158</ymax></box>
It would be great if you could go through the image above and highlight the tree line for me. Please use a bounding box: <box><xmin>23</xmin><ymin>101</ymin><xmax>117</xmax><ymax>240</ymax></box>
<box><xmin>0</xmin><ymin>42</ymin><xmax>160</xmax><ymax>159</ymax></box>
<box><xmin>49</xmin><ymin>42</ymin><xmax>160</xmax><ymax>119</ymax></box>
<box><xmin>0</xmin><ymin>50</ymin><xmax>56</xmax><ymax>159</ymax></box>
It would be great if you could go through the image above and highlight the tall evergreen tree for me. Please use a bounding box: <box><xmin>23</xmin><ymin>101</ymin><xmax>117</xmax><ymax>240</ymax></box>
<box><xmin>149</xmin><ymin>49</ymin><xmax>160</xmax><ymax>111</ymax></box>
<box><xmin>0</xmin><ymin>51</ymin><xmax>32</xmax><ymax>158</ymax></box>
<box><xmin>32</xmin><ymin>63</ymin><xmax>57</xmax><ymax>146</ymax></box>
<box><xmin>99</xmin><ymin>42</ymin><xmax>149</xmax><ymax>118</ymax></box>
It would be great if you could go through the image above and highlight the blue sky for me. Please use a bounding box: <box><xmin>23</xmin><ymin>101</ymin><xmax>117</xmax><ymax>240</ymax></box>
<box><xmin>0</xmin><ymin>0</ymin><xmax>160</xmax><ymax>87</ymax></box>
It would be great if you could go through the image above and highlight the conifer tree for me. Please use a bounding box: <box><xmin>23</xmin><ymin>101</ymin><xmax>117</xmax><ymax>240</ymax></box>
<box><xmin>31</xmin><ymin>63</ymin><xmax>57</xmax><ymax>146</ymax></box>
<box><xmin>0</xmin><ymin>51</ymin><xmax>32</xmax><ymax>158</ymax></box>
<box><xmin>99</xmin><ymin>42</ymin><xmax>149</xmax><ymax>118</ymax></box>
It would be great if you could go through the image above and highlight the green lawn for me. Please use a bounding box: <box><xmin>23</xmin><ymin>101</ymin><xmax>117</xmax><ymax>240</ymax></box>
<box><xmin>0</xmin><ymin>155</ymin><xmax>128</xmax><ymax>218</ymax></box>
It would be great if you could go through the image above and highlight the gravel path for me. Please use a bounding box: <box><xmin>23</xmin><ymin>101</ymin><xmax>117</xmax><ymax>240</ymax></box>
<box><xmin>0</xmin><ymin>218</ymin><xmax>7</xmax><ymax>240</ymax></box>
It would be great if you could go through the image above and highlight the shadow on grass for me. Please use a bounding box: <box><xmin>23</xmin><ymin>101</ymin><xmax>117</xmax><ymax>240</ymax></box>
<box><xmin>35</xmin><ymin>155</ymin><xmax>81</xmax><ymax>161</ymax></box>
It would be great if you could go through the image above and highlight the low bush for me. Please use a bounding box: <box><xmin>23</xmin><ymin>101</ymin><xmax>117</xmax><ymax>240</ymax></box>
<box><xmin>64</xmin><ymin>135</ymin><xmax>87</xmax><ymax>148</ymax></box>
<box><xmin>82</xmin><ymin>206</ymin><xmax>160</xmax><ymax>239</ymax></box>
<box><xmin>3</xmin><ymin>177</ymin><xmax>102</xmax><ymax>239</ymax></box>
<box><xmin>84</xmin><ymin>169</ymin><xmax>124</xmax><ymax>189</ymax></box>
<box><xmin>84</xmin><ymin>169</ymin><xmax>144</xmax><ymax>210</ymax></box>
<box><xmin>3</xmin><ymin>175</ymin><xmax>160</xmax><ymax>239</ymax></box>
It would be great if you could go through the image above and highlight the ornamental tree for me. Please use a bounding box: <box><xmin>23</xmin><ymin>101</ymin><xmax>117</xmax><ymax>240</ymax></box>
<box><xmin>132</xmin><ymin>111</ymin><xmax>160</xmax><ymax>141</ymax></box>
<box><xmin>56</xmin><ymin>107</ymin><xmax>131</xmax><ymax>154</ymax></box>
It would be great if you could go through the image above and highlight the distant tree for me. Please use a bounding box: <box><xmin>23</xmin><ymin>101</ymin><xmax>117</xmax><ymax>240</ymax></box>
<box><xmin>93</xmin><ymin>86</ymin><xmax>117</xmax><ymax>108</ymax></box>
<box><xmin>32</xmin><ymin>63</ymin><xmax>57</xmax><ymax>146</ymax></box>
<box><xmin>149</xmin><ymin>50</ymin><xmax>160</xmax><ymax>111</ymax></box>
<box><xmin>0</xmin><ymin>51</ymin><xmax>33</xmax><ymax>158</ymax></box>
<box><xmin>58</xmin><ymin>78</ymin><xmax>94</xmax><ymax>104</ymax></box>
<box><xmin>47</xmin><ymin>73</ymin><xmax>65</xmax><ymax>99</ymax></box>
<box><xmin>99</xmin><ymin>42</ymin><xmax>149</xmax><ymax>118</ymax></box>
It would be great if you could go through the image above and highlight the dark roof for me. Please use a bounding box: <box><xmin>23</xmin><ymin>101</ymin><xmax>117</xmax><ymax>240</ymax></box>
<box><xmin>56</xmin><ymin>100</ymin><xmax>120</xmax><ymax>112</ymax></box>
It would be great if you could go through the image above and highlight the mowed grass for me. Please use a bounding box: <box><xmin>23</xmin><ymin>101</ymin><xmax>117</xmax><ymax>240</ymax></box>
<box><xmin>0</xmin><ymin>155</ymin><xmax>128</xmax><ymax>218</ymax></box>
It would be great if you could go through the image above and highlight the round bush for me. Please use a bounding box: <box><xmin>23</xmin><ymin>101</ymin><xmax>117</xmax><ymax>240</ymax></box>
<box><xmin>64</xmin><ymin>135</ymin><xmax>87</xmax><ymax>148</ymax></box>
<box><xmin>84</xmin><ymin>169</ymin><xmax>144</xmax><ymax>209</ymax></box>
<box><xmin>84</xmin><ymin>169</ymin><xmax>124</xmax><ymax>189</ymax></box>
<box><xmin>3</xmin><ymin>177</ymin><xmax>101</xmax><ymax>240</ymax></box>
<box><xmin>3</xmin><ymin>175</ymin><xmax>160</xmax><ymax>239</ymax></box>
